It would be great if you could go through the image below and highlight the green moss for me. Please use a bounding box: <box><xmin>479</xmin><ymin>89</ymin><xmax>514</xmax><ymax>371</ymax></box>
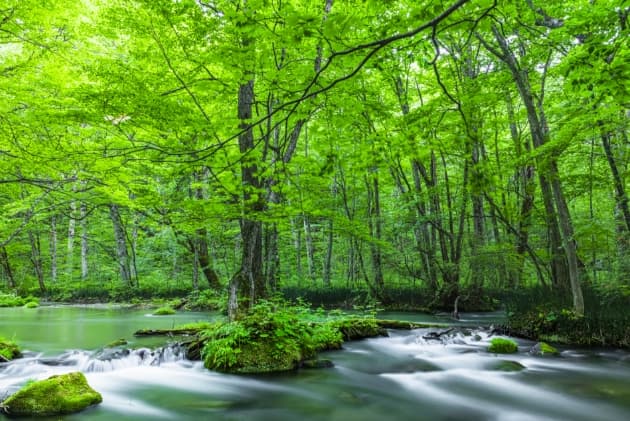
<box><xmin>0</xmin><ymin>337</ymin><xmax>21</xmax><ymax>361</ymax></box>
<box><xmin>153</xmin><ymin>306</ymin><xmax>176</xmax><ymax>315</ymax></box>
<box><xmin>106</xmin><ymin>338</ymin><xmax>128</xmax><ymax>347</ymax></box>
<box><xmin>330</xmin><ymin>318</ymin><xmax>387</xmax><ymax>341</ymax></box>
<box><xmin>488</xmin><ymin>337</ymin><xmax>518</xmax><ymax>354</ymax></box>
<box><xmin>24</xmin><ymin>301</ymin><xmax>39</xmax><ymax>308</ymax></box>
<box><xmin>0</xmin><ymin>372</ymin><xmax>102</xmax><ymax>416</ymax></box>
<box><xmin>530</xmin><ymin>341</ymin><xmax>560</xmax><ymax>356</ymax></box>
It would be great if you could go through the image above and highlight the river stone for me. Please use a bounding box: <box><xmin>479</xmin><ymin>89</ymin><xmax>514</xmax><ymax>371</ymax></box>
<box><xmin>529</xmin><ymin>342</ymin><xmax>560</xmax><ymax>356</ymax></box>
<box><xmin>0</xmin><ymin>372</ymin><xmax>102</xmax><ymax>417</ymax></box>
<box><xmin>491</xmin><ymin>360</ymin><xmax>526</xmax><ymax>372</ymax></box>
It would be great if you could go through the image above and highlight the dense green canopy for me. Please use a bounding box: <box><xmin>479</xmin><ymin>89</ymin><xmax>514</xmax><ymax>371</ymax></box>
<box><xmin>0</xmin><ymin>0</ymin><xmax>628</xmax><ymax>316</ymax></box>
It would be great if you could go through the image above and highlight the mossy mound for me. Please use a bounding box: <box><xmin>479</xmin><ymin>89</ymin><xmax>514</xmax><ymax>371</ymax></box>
<box><xmin>488</xmin><ymin>337</ymin><xmax>518</xmax><ymax>354</ymax></box>
<box><xmin>201</xmin><ymin>301</ymin><xmax>371</xmax><ymax>374</ymax></box>
<box><xmin>23</xmin><ymin>301</ymin><xmax>39</xmax><ymax>308</ymax></box>
<box><xmin>0</xmin><ymin>372</ymin><xmax>102</xmax><ymax>417</ymax></box>
<box><xmin>0</xmin><ymin>337</ymin><xmax>21</xmax><ymax>361</ymax></box>
<box><xmin>153</xmin><ymin>306</ymin><xmax>176</xmax><ymax>315</ymax></box>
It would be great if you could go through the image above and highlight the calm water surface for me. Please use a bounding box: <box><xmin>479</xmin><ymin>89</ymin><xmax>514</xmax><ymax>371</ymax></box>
<box><xmin>1</xmin><ymin>306</ymin><xmax>629</xmax><ymax>420</ymax></box>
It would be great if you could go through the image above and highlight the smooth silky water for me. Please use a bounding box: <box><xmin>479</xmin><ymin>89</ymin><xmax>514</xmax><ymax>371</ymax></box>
<box><xmin>1</xmin><ymin>306</ymin><xmax>629</xmax><ymax>420</ymax></box>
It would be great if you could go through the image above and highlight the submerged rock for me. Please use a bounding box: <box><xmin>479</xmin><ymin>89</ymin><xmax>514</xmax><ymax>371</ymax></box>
<box><xmin>491</xmin><ymin>360</ymin><xmax>526</xmax><ymax>372</ymax></box>
<box><xmin>301</xmin><ymin>359</ymin><xmax>334</xmax><ymax>369</ymax></box>
<box><xmin>529</xmin><ymin>342</ymin><xmax>559</xmax><ymax>356</ymax></box>
<box><xmin>0</xmin><ymin>372</ymin><xmax>102</xmax><ymax>417</ymax></box>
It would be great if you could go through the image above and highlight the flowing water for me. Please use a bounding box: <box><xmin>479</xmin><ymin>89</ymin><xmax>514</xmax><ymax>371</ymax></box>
<box><xmin>1</xmin><ymin>306</ymin><xmax>629</xmax><ymax>420</ymax></box>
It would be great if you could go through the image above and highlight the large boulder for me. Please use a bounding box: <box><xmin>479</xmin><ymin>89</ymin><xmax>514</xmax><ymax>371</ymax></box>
<box><xmin>1</xmin><ymin>372</ymin><xmax>102</xmax><ymax>417</ymax></box>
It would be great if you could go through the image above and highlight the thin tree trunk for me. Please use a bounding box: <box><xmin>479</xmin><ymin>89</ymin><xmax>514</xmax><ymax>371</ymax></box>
<box><xmin>50</xmin><ymin>215</ymin><xmax>58</xmax><ymax>283</ymax></box>
<box><xmin>29</xmin><ymin>231</ymin><xmax>46</xmax><ymax>293</ymax></box>
<box><xmin>323</xmin><ymin>218</ymin><xmax>334</xmax><ymax>287</ymax></box>
<box><xmin>303</xmin><ymin>215</ymin><xmax>315</xmax><ymax>281</ymax></box>
<box><xmin>80</xmin><ymin>203</ymin><xmax>88</xmax><ymax>281</ymax></box>
<box><xmin>109</xmin><ymin>204</ymin><xmax>131</xmax><ymax>284</ymax></box>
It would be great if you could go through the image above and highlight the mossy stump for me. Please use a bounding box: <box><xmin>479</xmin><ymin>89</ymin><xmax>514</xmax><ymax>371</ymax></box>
<box><xmin>488</xmin><ymin>337</ymin><xmax>518</xmax><ymax>354</ymax></box>
<box><xmin>0</xmin><ymin>372</ymin><xmax>102</xmax><ymax>417</ymax></box>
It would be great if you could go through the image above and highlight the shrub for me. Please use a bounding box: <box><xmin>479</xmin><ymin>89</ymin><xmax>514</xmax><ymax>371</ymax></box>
<box><xmin>153</xmin><ymin>306</ymin><xmax>176</xmax><ymax>316</ymax></box>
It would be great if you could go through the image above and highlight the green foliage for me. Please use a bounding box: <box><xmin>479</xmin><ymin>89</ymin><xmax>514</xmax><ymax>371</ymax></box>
<box><xmin>505</xmin><ymin>285</ymin><xmax>630</xmax><ymax>348</ymax></box>
<box><xmin>488</xmin><ymin>338</ymin><xmax>518</xmax><ymax>354</ymax></box>
<box><xmin>153</xmin><ymin>306</ymin><xmax>176</xmax><ymax>316</ymax></box>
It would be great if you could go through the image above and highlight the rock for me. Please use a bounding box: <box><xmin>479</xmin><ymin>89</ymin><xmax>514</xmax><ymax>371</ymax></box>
<box><xmin>488</xmin><ymin>337</ymin><xmax>518</xmax><ymax>354</ymax></box>
<box><xmin>0</xmin><ymin>372</ymin><xmax>102</xmax><ymax>417</ymax></box>
<box><xmin>106</xmin><ymin>338</ymin><xmax>128</xmax><ymax>348</ymax></box>
<box><xmin>529</xmin><ymin>341</ymin><xmax>559</xmax><ymax>356</ymax></box>
<box><xmin>301</xmin><ymin>359</ymin><xmax>334</xmax><ymax>369</ymax></box>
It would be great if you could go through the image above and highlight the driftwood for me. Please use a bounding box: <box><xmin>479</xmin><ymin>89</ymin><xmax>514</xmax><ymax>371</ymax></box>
<box><xmin>375</xmin><ymin>320</ymin><xmax>445</xmax><ymax>330</ymax></box>
<box><xmin>133</xmin><ymin>328</ymin><xmax>204</xmax><ymax>337</ymax></box>
<box><xmin>422</xmin><ymin>328</ymin><xmax>455</xmax><ymax>341</ymax></box>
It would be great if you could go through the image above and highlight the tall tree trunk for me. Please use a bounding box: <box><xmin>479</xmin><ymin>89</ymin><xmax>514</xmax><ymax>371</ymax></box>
<box><xmin>487</xmin><ymin>25</ymin><xmax>583</xmax><ymax>315</ymax></box>
<box><xmin>366</xmin><ymin>171</ymin><xmax>384</xmax><ymax>297</ymax></box>
<box><xmin>0</xmin><ymin>246</ymin><xmax>15</xmax><ymax>289</ymax></box>
<box><xmin>29</xmin><ymin>231</ymin><xmax>46</xmax><ymax>293</ymax></box>
<box><xmin>80</xmin><ymin>203</ymin><xmax>88</xmax><ymax>281</ymax></box>
<box><xmin>109</xmin><ymin>204</ymin><xmax>131</xmax><ymax>284</ymax></box>
<box><xmin>228</xmin><ymin>79</ymin><xmax>265</xmax><ymax>320</ymax></box>
<box><xmin>303</xmin><ymin>215</ymin><xmax>315</xmax><ymax>281</ymax></box>
<box><xmin>50</xmin><ymin>215</ymin><xmax>58</xmax><ymax>283</ymax></box>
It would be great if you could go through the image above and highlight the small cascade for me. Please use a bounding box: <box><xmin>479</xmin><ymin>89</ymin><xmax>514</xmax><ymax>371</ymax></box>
<box><xmin>82</xmin><ymin>344</ymin><xmax>187</xmax><ymax>373</ymax></box>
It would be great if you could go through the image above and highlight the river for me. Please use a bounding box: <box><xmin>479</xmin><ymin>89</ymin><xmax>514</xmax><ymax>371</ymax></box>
<box><xmin>1</xmin><ymin>306</ymin><xmax>629</xmax><ymax>420</ymax></box>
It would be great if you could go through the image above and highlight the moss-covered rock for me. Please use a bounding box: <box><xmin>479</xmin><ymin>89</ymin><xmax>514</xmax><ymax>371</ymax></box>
<box><xmin>529</xmin><ymin>341</ymin><xmax>559</xmax><ymax>356</ymax></box>
<box><xmin>488</xmin><ymin>337</ymin><xmax>518</xmax><ymax>354</ymax></box>
<box><xmin>331</xmin><ymin>318</ymin><xmax>388</xmax><ymax>341</ymax></box>
<box><xmin>0</xmin><ymin>372</ymin><xmax>102</xmax><ymax>417</ymax></box>
<box><xmin>0</xmin><ymin>337</ymin><xmax>21</xmax><ymax>361</ymax></box>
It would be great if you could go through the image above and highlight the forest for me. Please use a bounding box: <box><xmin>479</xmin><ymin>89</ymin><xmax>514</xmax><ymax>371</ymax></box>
<box><xmin>0</xmin><ymin>0</ymin><xmax>629</xmax><ymax>343</ymax></box>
